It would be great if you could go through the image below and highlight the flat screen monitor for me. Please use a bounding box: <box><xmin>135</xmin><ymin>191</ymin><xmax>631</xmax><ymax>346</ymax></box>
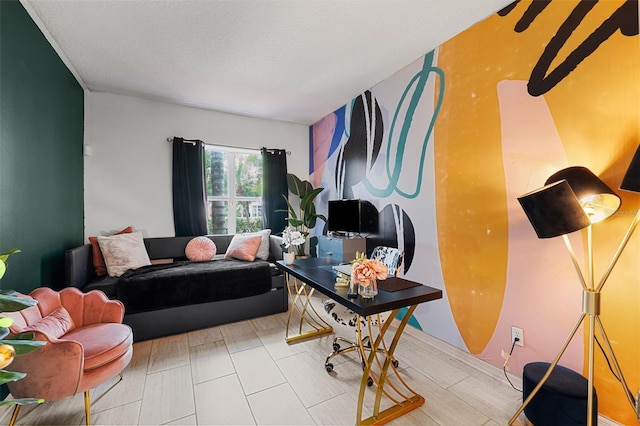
<box><xmin>327</xmin><ymin>199</ymin><xmax>377</xmax><ymax>234</ymax></box>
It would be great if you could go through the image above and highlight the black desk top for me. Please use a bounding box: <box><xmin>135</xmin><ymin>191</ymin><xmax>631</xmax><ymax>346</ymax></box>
<box><xmin>276</xmin><ymin>257</ymin><xmax>443</xmax><ymax>317</ymax></box>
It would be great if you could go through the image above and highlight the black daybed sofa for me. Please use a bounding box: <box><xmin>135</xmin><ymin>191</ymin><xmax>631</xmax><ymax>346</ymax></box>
<box><xmin>65</xmin><ymin>234</ymin><xmax>287</xmax><ymax>341</ymax></box>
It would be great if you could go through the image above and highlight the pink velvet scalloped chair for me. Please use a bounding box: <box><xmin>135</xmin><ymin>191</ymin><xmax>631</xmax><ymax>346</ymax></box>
<box><xmin>2</xmin><ymin>287</ymin><xmax>133</xmax><ymax>426</ymax></box>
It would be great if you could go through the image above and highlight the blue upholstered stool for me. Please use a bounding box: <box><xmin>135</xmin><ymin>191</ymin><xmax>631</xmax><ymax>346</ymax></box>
<box><xmin>523</xmin><ymin>362</ymin><xmax>597</xmax><ymax>426</ymax></box>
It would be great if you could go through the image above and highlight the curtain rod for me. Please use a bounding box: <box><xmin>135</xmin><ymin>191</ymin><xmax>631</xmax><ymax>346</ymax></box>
<box><xmin>167</xmin><ymin>137</ymin><xmax>290</xmax><ymax>155</ymax></box>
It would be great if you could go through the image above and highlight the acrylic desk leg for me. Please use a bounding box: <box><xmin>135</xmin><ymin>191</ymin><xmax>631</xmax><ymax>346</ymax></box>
<box><xmin>284</xmin><ymin>272</ymin><xmax>333</xmax><ymax>343</ymax></box>
<box><xmin>356</xmin><ymin>305</ymin><xmax>424</xmax><ymax>425</ymax></box>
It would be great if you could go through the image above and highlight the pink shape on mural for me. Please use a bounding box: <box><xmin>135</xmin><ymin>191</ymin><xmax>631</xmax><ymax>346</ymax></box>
<box><xmin>479</xmin><ymin>80</ymin><xmax>584</xmax><ymax>375</ymax></box>
<box><xmin>311</xmin><ymin>113</ymin><xmax>337</xmax><ymax>188</ymax></box>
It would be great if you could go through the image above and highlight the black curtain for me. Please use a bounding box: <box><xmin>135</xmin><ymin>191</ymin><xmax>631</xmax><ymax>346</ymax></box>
<box><xmin>172</xmin><ymin>137</ymin><xmax>208</xmax><ymax>236</ymax></box>
<box><xmin>261</xmin><ymin>148</ymin><xmax>288</xmax><ymax>234</ymax></box>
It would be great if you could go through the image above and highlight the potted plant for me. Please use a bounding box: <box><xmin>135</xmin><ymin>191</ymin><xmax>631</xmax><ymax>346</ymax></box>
<box><xmin>281</xmin><ymin>174</ymin><xmax>326</xmax><ymax>257</ymax></box>
<box><xmin>0</xmin><ymin>249</ymin><xmax>46</xmax><ymax>410</ymax></box>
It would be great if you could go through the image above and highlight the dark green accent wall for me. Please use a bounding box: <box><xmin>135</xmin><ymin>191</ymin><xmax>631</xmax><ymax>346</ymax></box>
<box><xmin>0</xmin><ymin>0</ymin><xmax>84</xmax><ymax>293</ymax></box>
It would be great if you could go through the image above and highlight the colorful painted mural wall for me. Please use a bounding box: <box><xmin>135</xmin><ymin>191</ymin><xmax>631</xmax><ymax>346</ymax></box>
<box><xmin>309</xmin><ymin>1</ymin><xmax>639</xmax><ymax>423</ymax></box>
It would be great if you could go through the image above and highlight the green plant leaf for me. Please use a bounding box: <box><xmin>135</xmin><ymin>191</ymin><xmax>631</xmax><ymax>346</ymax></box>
<box><xmin>300</xmin><ymin>187</ymin><xmax>323</xmax><ymax>211</ymax></box>
<box><xmin>0</xmin><ymin>317</ymin><xmax>12</xmax><ymax>328</ymax></box>
<box><xmin>287</xmin><ymin>174</ymin><xmax>304</xmax><ymax>197</ymax></box>
<box><xmin>0</xmin><ymin>295</ymin><xmax>38</xmax><ymax>312</ymax></box>
<box><xmin>280</xmin><ymin>194</ymin><xmax>298</xmax><ymax>220</ymax></box>
<box><xmin>11</xmin><ymin>332</ymin><xmax>36</xmax><ymax>341</ymax></box>
<box><xmin>0</xmin><ymin>249</ymin><xmax>20</xmax><ymax>264</ymax></box>
<box><xmin>0</xmin><ymin>397</ymin><xmax>44</xmax><ymax>406</ymax></box>
<box><xmin>1</xmin><ymin>339</ymin><xmax>45</xmax><ymax>356</ymax></box>
<box><xmin>0</xmin><ymin>370</ymin><xmax>26</xmax><ymax>385</ymax></box>
<box><xmin>0</xmin><ymin>261</ymin><xmax>5</xmax><ymax>281</ymax></box>
<box><xmin>0</xmin><ymin>328</ymin><xmax>9</xmax><ymax>340</ymax></box>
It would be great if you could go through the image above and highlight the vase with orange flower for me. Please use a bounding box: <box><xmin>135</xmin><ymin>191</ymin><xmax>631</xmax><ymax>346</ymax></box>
<box><xmin>350</xmin><ymin>252</ymin><xmax>388</xmax><ymax>299</ymax></box>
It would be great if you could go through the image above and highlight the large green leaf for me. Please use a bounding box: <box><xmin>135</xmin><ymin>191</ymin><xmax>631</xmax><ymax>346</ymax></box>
<box><xmin>0</xmin><ymin>398</ymin><xmax>44</xmax><ymax>406</ymax></box>
<box><xmin>300</xmin><ymin>187</ymin><xmax>323</xmax><ymax>211</ymax></box>
<box><xmin>0</xmin><ymin>339</ymin><xmax>45</xmax><ymax>356</ymax></box>
<box><xmin>0</xmin><ymin>261</ymin><xmax>5</xmax><ymax>281</ymax></box>
<box><xmin>0</xmin><ymin>249</ymin><xmax>20</xmax><ymax>264</ymax></box>
<box><xmin>0</xmin><ymin>370</ymin><xmax>26</xmax><ymax>385</ymax></box>
<box><xmin>0</xmin><ymin>317</ymin><xmax>12</xmax><ymax>328</ymax></box>
<box><xmin>287</xmin><ymin>174</ymin><xmax>304</xmax><ymax>197</ymax></box>
<box><xmin>281</xmin><ymin>194</ymin><xmax>298</xmax><ymax>221</ymax></box>
<box><xmin>0</xmin><ymin>328</ymin><xmax>9</xmax><ymax>340</ymax></box>
<box><xmin>0</xmin><ymin>295</ymin><xmax>38</xmax><ymax>312</ymax></box>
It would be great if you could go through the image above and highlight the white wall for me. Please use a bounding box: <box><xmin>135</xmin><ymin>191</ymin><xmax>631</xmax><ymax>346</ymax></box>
<box><xmin>84</xmin><ymin>92</ymin><xmax>309</xmax><ymax>238</ymax></box>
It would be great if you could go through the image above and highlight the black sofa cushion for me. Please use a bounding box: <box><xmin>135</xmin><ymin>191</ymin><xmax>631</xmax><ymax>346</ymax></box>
<box><xmin>116</xmin><ymin>259</ymin><xmax>272</xmax><ymax>314</ymax></box>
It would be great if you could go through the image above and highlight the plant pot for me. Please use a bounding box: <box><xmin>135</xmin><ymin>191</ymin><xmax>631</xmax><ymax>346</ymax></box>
<box><xmin>283</xmin><ymin>252</ymin><xmax>295</xmax><ymax>265</ymax></box>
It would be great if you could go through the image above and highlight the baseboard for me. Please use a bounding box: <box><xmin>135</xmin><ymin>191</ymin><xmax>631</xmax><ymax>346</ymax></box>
<box><xmin>400</xmin><ymin>322</ymin><xmax>621</xmax><ymax>425</ymax></box>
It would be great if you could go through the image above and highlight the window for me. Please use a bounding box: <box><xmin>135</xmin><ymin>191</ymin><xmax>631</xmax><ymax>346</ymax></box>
<box><xmin>204</xmin><ymin>146</ymin><xmax>263</xmax><ymax>234</ymax></box>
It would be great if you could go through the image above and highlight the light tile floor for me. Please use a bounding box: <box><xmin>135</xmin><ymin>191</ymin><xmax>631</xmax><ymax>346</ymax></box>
<box><xmin>0</xmin><ymin>294</ymin><xmax>620</xmax><ymax>425</ymax></box>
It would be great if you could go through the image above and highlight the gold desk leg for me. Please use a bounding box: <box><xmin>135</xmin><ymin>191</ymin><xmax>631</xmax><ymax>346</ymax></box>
<box><xmin>356</xmin><ymin>305</ymin><xmax>424</xmax><ymax>426</ymax></box>
<box><xmin>284</xmin><ymin>272</ymin><xmax>333</xmax><ymax>343</ymax></box>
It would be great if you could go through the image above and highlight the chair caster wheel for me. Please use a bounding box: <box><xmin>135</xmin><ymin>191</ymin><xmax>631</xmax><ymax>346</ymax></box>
<box><xmin>392</xmin><ymin>359</ymin><xmax>399</xmax><ymax>368</ymax></box>
<box><xmin>325</xmin><ymin>363</ymin><xmax>334</xmax><ymax>373</ymax></box>
<box><xmin>332</xmin><ymin>343</ymin><xmax>340</xmax><ymax>352</ymax></box>
<box><xmin>367</xmin><ymin>376</ymin><xmax>374</xmax><ymax>387</ymax></box>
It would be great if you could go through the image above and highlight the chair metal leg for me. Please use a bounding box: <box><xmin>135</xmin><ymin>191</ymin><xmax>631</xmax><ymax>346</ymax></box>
<box><xmin>84</xmin><ymin>390</ymin><xmax>91</xmax><ymax>426</ymax></box>
<box><xmin>8</xmin><ymin>404</ymin><xmax>20</xmax><ymax>426</ymax></box>
<box><xmin>324</xmin><ymin>334</ymin><xmax>398</xmax><ymax>383</ymax></box>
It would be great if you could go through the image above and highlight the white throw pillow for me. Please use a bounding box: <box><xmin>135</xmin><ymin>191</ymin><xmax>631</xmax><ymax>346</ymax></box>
<box><xmin>241</xmin><ymin>229</ymin><xmax>271</xmax><ymax>260</ymax></box>
<box><xmin>98</xmin><ymin>231</ymin><xmax>151</xmax><ymax>277</ymax></box>
<box><xmin>224</xmin><ymin>234</ymin><xmax>262</xmax><ymax>262</ymax></box>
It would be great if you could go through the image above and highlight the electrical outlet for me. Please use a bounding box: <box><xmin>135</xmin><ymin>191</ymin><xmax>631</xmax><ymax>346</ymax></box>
<box><xmin>511</xmin><ymin>326</ymin><xmax>524</xmax><ymax>347</ymax></box>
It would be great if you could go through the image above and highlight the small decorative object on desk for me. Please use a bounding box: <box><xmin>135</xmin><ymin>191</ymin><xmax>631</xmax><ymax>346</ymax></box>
<box><xmin>283</xmin><ymin>252</ymin><xmax>295</xmax><ymax>265</ymax></box>
<box><xmin>351</xmin><ymin>251</ymin><xmax>388</xmax><ymax>299</ymax></box>
<box><xmin>281</xmin><ymin>226</ymin><xmax>306</xmax><ymax>258</ymax></box>
<box><xmin>335</xmin><ymin>271</ymin><xmax>350</xmax><ymax>288</ymax></box>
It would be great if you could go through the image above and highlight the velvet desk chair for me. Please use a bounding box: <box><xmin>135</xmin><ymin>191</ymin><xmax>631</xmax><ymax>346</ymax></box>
<box><xmin>2</xmin><ymin>287</ymin><xmax>133</xmax><ymax>426</ymax></box>
<box><xmin>323</xmin><ymin>246</ymin><xmax>404</xmax><ymax>385</ymax></box>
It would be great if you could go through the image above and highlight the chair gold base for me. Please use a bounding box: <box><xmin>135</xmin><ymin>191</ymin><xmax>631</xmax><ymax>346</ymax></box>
<box><xmin>284</xmin><ymin>272</ymin><xmax>333</xmax><ymax>343</ymax></box>
<box><xmin>8</xmin><ymin>372</ymin><xmax>127</xmax><ymax>426</ymax></box>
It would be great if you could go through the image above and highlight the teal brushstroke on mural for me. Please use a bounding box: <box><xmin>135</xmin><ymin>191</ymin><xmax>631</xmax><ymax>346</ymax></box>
<box><xmin>396</xmin><ymin>307</ymin><xmax>422</xmax><ymax>331</ymax></box>
<box><xmin>363</xmin><ymin>51</ymin><xmax>444</xmax><ymax>199</ymax></box>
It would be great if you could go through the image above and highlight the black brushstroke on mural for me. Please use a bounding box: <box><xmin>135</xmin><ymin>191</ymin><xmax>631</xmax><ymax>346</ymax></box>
<box><xmin>365</xmin><ymin>204</ymin><xmax>415</xmax><ymax>275</ymax></box>
<box><xmin>500</xmin><ymin>0</ymin><xmax>638</xmax><ymax>96</ymax></box>
<box><xmin>335</xmin><ymin>90</ymin><xmax>383</xmax><ymax>199</ymax></box>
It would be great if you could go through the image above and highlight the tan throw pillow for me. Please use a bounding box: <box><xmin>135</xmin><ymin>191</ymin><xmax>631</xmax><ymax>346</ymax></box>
<box><xmin>224</xmin><ymin>234</ymin><xmax>262</xmax><ymax>262</ymax></box>
<box><xmin>98</xmin><ymin>231</ymin><xmax>151</xmax><ymax>277</ymax></box>
<box><xmin>88</xmin><ymin>226</ymin><xmax>133</xmax><ymax>276</ymax></box>
<box><xmin>241</xmin><ymin>229</ymin><xmax>271</xmax><ymax>260</ymax></box>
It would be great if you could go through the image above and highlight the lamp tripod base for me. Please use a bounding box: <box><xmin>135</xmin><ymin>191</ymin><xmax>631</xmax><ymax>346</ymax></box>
<box><xmin>508</xmin><ymin>309</ymin><xmax>635</xmax><ymax>425</ymax></box>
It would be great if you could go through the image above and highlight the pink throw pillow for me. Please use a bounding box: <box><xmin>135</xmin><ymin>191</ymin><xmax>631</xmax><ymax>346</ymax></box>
<box><xmin>23</xmin><ymin>307</ymin><xmax>75</xmax><ymax>339</ymax></box>
<box><xmin>224</xmin><ymin>235</ymin><xmax>262</xmax><ymax>261</ymax></box>
<box><xmin>185</xmin><ymin>236</ymin><xmax>217</xmax><ymax>261</ymax></box>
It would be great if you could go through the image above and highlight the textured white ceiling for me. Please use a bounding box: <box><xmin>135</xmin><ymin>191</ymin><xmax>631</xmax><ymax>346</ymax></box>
<box><xmin>23</xmin><ymin>0</ymin><xmax>513</xmax><ymax>125</ymax></box>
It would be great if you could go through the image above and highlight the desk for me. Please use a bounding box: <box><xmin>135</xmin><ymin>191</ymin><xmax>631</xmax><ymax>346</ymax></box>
<box><xmin>276</xmin><ymin>257</ymin><xmax>442</xmax><ymax>426</ymax></box>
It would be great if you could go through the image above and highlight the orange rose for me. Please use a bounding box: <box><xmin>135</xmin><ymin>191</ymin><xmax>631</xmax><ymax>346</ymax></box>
<box><xmin>351</xmin><ymin>259</ymin><xmax>388</xmax><ymax>285</ymax></box>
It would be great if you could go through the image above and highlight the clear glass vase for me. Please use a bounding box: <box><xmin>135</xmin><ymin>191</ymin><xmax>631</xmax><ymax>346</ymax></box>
<box><xmin>358</xmin><ymin>278</ymin><xmax>378</xmax><ymax>299</ymax></box>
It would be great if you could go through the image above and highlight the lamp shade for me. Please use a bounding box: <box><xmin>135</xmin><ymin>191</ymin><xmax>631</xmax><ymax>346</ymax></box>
<box><xmin>620</xmin><ymin>145</ymin><xmax>640</xmax><ymax>193</ymax></box>
<box><xmin>518</xmin><ymin>180</ymin><xmax>591</xmax><ymax>238</ymax></box>
<box><xmin>545</xmin><ymin>166</ymin><xmax>621</xmax><ymax>224</ymax></box>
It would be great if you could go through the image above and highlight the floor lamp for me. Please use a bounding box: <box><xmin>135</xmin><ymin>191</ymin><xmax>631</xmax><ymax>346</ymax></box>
<box><xmin>509</xmin><ymin>158</ymin><xmax>640</xmax><ymax>425</ymax></box>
